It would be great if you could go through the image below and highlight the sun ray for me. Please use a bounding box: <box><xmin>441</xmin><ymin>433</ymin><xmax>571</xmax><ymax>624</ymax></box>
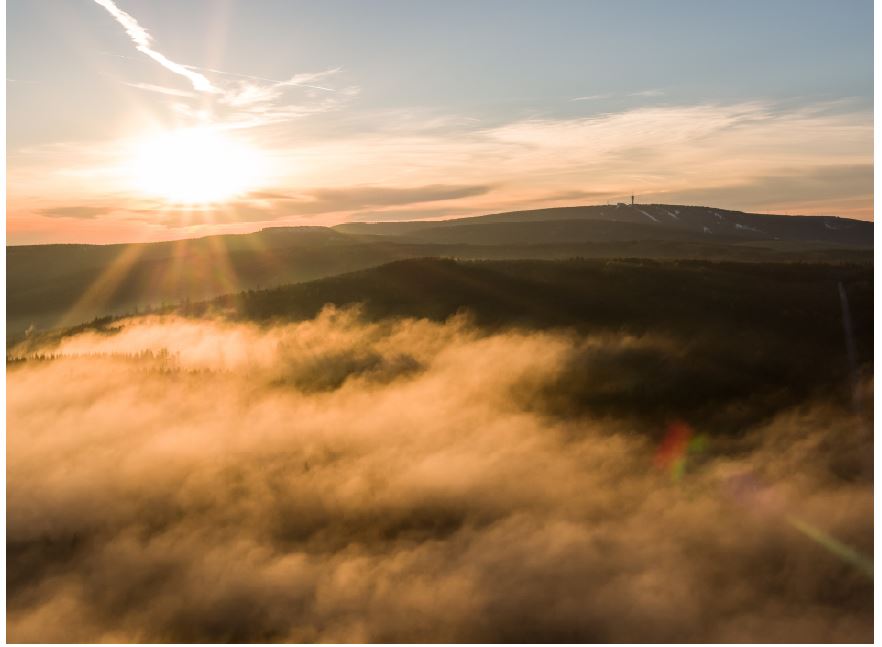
<box><xmin>54</xmin><ymin>243</ymin><xmax>148</xmax><ymax>330</ymax></box>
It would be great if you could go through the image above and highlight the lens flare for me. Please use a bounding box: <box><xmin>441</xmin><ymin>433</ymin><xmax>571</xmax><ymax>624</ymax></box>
<box><xmin>787</xmin><ymin>515</ymin><xmax>873</xmax><ymax>579</ymax></box>
<box><xmin>654</xmin><ymin>421</ymin><xmax>706</xmax><ymax>482</ymax></box>
<box><xmin>725</xmin><ymin>470</ymin><xmax>873</xmax><ymax>580</ymax></box>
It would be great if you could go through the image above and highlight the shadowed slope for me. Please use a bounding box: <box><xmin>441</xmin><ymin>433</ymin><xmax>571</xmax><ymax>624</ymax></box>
<box><xmin>8</xmin><ymin>205</ymin><xmax>872</xmax><ymax>343</ymax></box>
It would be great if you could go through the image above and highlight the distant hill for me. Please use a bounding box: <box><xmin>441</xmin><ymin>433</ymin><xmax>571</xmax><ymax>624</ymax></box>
<box><xmin>381</xmin><ymin>218</ymin><xmax>719</xmax><ymax>245</ymax></box>
<box><xmin>7</xmin><ymin>204</ymin><xmax>872</xmax><ymax>343</ymax></box>
<box><xmin>335</xmin><ymin>203</ymin><xmax>873</xmax><ymax>246</ymax></box>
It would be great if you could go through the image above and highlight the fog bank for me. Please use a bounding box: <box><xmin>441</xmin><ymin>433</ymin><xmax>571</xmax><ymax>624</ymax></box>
<box><xmin>7</xmin><ymin>311</ymin><xmax>873</xmax><ymax>642</ymax></box>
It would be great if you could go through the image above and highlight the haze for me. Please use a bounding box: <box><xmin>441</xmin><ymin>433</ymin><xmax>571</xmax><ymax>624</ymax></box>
<box><xmin>6</xmin><ymin>2</ymin><xmax>874</xmax><ymax>643</ymax></box>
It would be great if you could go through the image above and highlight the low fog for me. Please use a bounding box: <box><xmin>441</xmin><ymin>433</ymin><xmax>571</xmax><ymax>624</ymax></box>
<box><xmin>8</xmin><ymin>309</ymin><xmax>873</xmax><ymax>642</ymax></box>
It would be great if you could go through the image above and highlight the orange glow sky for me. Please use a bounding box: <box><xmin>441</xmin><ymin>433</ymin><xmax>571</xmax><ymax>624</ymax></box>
<box><xmin>7</xmin><ymin>0</ymin><xmax>873</xmax><ymax>245</ymax></box>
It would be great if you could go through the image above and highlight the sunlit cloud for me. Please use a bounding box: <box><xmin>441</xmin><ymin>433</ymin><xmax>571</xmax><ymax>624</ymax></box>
<box><xmin>8</xmin><ymin>99</ymin><xmax>872</xmax><ymax>241</ymax></box>
<box><xmin>251</xmin><ymin>100</ymin><xmax>871</xmax><ymax>222</ymax></box>
<box><xmin>38</xmin><ymin>205</ymin><xmax>111</xmax><ymax>220</ymax></box>
<box><xmin>125</xmin><ymin>184</ymin><xmax>495</xmax><ymax>227</ymax></box>
<box><xmin>185</xmin><ymin>65</ymin><xmax>341</xmax><ymax>93</ymax></box>
<box><xmin>257</xmin><ymin>184</ymin><xmax>494</xmax><ymax>211</ymax></box>
<box><xmin>122</xmin><ymin>81</ymin><xmax>198</xmax><ymax>99</ymax></box>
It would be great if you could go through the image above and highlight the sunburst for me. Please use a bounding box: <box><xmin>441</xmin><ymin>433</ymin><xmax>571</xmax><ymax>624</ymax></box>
<box><xmin>130</xmin><ymin>127</ymin><xmax>266</xmax><ymax>204</ymax></box>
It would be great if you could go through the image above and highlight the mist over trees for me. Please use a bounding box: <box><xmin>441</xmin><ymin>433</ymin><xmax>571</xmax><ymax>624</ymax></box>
<box><xmin>7</xmin><ymin>307</ymin><xmax>873</xmax><ymax>642</ymax></box>
<box><xmin>7</xmin><ymin>206</ymin><xmax>874</xmax><ymax>642</ymax></box>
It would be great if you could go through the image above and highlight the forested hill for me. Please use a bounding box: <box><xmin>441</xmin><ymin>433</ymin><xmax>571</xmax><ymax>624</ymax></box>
<box><xmin>214</xmin><ymin>257</ymin><xmax>872</xmax><ymax>341</ymax></box>
<box><xmin>7</xmin><ymin>204</ymin><xmax>872</xmax><ymax>343</ymax></box>
<box><xmin>18</xmin><ymin>257</ymin><xmax>872</xmax><ymax>434</ymax></box>
<box><xmin>207</xmin><ymin>257</ymin><xmax>871</xmax><ymax>433</ymax></box>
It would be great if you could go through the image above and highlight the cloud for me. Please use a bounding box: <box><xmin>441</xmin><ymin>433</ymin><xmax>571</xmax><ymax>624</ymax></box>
<box><xmin>301</xmin><ymin>184</ymin><xmax>493</xmax><ymax>210</ymax></box>
<box><xmin>570</xmin><ymin>90</ymin><xmax>665</xmax><ymax>102</ymax></box>
<box><xmin>538</xmin><ymin>189</ymin><xmax>616</xmax><ymax>202</ymax></box>
<box><xmin>8</xmin><ymin>100</ymin><xmax>873</xmax><ymax>242</ymax></box>
<box><xmin>643</xmin><ymin>164</ymin><xmax>873</xmax><ymax>215</ymax></box>
<box><xmin>186</xmin><ymin>65</ymin><xmax>341</xmax><ymax>94</ymax></box>
<box><xmin>122</xmin><ymin>82</ymin><xmax>197</xmax><ymax>98</ymax></box>
<box><xmin>349</xmin><ymin>206</ymin><xmax>482</xmax><ymax>222</ymax></box>
<box><xmin>105</xmin><ymin>184</ymin><xmax>494</xmax><ymax>227</ymax></box>
<box><xmin>91</xmin><ymin>2</ymin><xmax>356</xmax><ymax>131</ymax></box>
<box><xmin>238</xmin><ymin>184</ymin><xmax>494</xmax><ymax>220</ymax></box>
<box><xmin>38</xmin><ymin>205</ymin><xmax>110</xmax><ymax>220</ymax></box>
<box><xmin>630</xmin><ymin>88</ymin><xmax>665</xmax><ymax>97</ymax></box>
<box><xmin>279</xmin><ymin>68</ymin><xmax>342</xmax><ymax>92</ymax></box>
<box><xmin>7</xmin><ymin>311</ymin><xmax>873</xmax><ymax>642</ymax></box>
<box><xmin>92</xmin><ymin>0</ymin><xmax>218</xmax><ymax>93</ymax></box>
<box><xmin>265</xmin><ymin>101</ymin><xmax>872</xmax><ymax>222</ymax></box>
<box><xmin>570</xmin><ymin>94</ymin><xmax>613</xmax><ymax>101</ymax></box>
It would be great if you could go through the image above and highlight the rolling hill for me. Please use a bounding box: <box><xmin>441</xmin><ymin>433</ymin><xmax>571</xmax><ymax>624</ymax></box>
<box><xmin>15</xmin><ymin>256</ymin><xmax>872</xmax><ymax>435</ymax></box>
<box><xmin>7</xmin><ymin>203</ymin><xmax>872</xmax><ymax>343</ymax></box>
<box><xmin>334</xmin><ymin>203</ymin><xmax>872</xmax><ymax>246</ymax></box>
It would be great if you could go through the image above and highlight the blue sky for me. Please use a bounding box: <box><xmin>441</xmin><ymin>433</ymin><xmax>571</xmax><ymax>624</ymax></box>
<box><xmin>7</xmin><ymin>0</ymin><xmax>874</xmax><ymax>243</ymax></box>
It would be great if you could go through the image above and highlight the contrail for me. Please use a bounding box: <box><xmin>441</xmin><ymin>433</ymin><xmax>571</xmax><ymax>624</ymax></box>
<box><xmin>183</xmin><ymin>65</ymin><xmax>339</xmax><ymax>92</ymax></box>
<box><xmin>122</xmin><ymin>81</ymin><xmax>198</xmax><ymax>98</ymax></box>
<box><xmin>92</xmin><ymin>0</ymin><xmax>218</xmax><ymax>93</ymax></box>
<box><xmin>97</xmin><ymin>50</ymin><xmax>337</xmax><ymax>93</ymax></box>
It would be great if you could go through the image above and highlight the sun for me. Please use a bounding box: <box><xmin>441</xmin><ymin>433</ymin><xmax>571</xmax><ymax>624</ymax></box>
<box><xmin>131</xmin><ymin>127</ymin><xmax>266</xmax><ymax>204</ymax></box>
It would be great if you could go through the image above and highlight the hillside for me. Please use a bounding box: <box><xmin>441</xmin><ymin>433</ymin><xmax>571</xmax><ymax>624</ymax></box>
<box><xmin>215</xmin><ymin>257</ymin><xmax>872</xmax><ymax>342</ymax></box>
<box><xmin>335</xmin><ymin>203</ymin><xmax>873</xmax><ymax>246</ymax></box>
<box><xmin>7</xmin><ymin>204</ymin><xmax>872</xmax><ymax>343</ymax></box>
<box><xmin>20</xmin><ymin>256</ymin><xmax>872</xmax><ymax>435</ymax></box>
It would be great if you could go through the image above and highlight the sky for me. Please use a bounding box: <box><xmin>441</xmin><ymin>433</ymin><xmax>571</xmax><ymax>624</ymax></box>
<box><xmin>7</xmin><ymin>0</ymin><xmax>874</xmax><ymax>244</ymax></box>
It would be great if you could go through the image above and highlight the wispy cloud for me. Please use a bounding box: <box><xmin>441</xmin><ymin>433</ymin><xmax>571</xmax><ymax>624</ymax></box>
<box><xmin>191</xmin><ymin>65</ymin><xmax>341</xmax><ymax>93</ymax></box>
<box><xmin>644</xmin><ymin>164</ymin><xmax>874</xmax><ymax>214</ymax></box>
<box><xmin>122</xmin><ymin>81</ymin><xmax>197</xmax><ymax>98</ymax></box>
<box><xmin>38</xmin><ymin>205</ymin><xmax>110</xmax><ymax>220</ymax></box>
<box><xmin>116</xmin><ymin>184</ymin><xmax>496</xmax><ymax>227</ymax></box>
<box><xmin>570</xmin><ymin>94</ymin><xmax>613</xmax><ymax>102</ymax></box>
<box><xmin>92</xmin><ymin>1</ymin><xmax>356</xmax><ymax>130</ymax></box>
<box><xmin>9</xmin><ymin>100</ymin><xmax>873</xmax><ymax>240</ymax></box>
<box><xmin>25</xmin><ymin>182</ymin><xmax>494</xmax><ymax>230</ymax></box>
<box><xmin>92</xmin><ymin>0</ymin><xmax>218</xmax><ymax>93</ymax></box>
<box><xmin>630</xmin><ymin>88</ymin><xmax>665</xmax><ymax>97</ymax></box>
<box><xmin>253</xmin><ymin>101</ymin><xmax>872</xmax><ymax>222</ymax></box>
<box><xmin>263</xmin><ymin>184</ymin><xmax>492</xmax><ymax>209</ymax></box>
<box><xmin>570</xmin><ymin>90</ymin><xmax>664</xmax><ymax>102</ymax></box>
